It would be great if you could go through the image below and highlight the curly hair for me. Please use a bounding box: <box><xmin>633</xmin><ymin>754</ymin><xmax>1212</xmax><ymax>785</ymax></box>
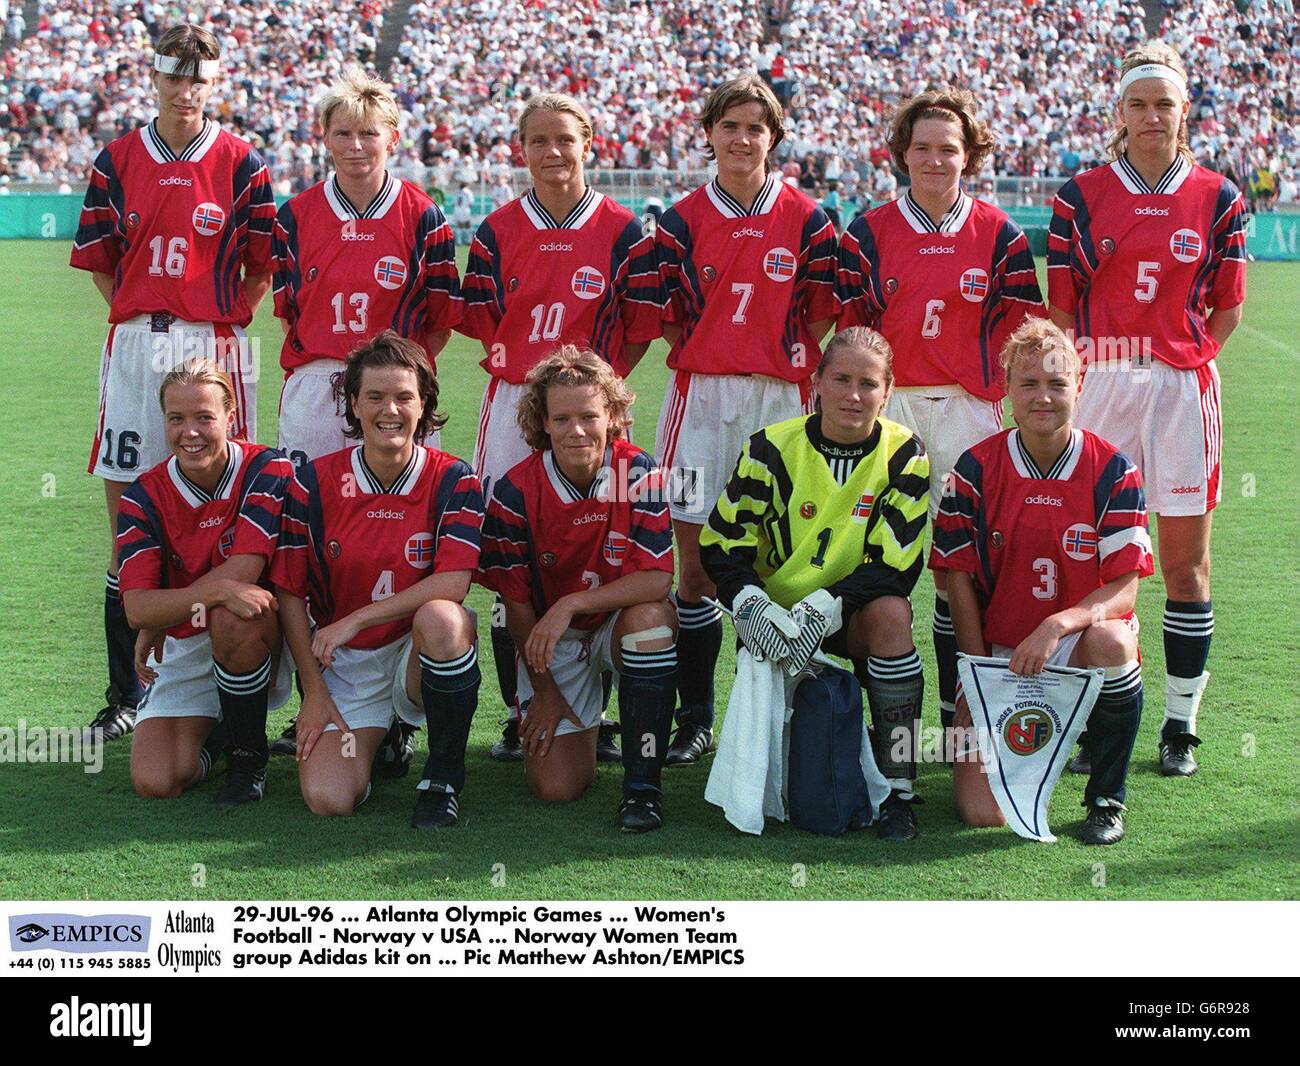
<box><xmin>700</xmin><ymin>75</ymin><xmax>785</xmax><ymax>171</ymax></box>
<box><xmin>336</xmin><ymin>331</ymin><xmax>447</xmax><ymax>441</ymax></box>
<box><xmin>1000</xmin><ymin>317</ymin><xmax>1081</xmax><ymax>382</ymax></box>
<box><xmin>888</xmin><ymin>87</ymin><xmax>995</xmax><ymax>178</ymax></box>
<box><xmin>516</xmin><ymin>346</ymin><xmax>634</xmax><ymax>452</ymax></box>
<box><xmin>1108</xmin><ymin>42</ymin><xmax>1193</xmax><ymax>164</ymax></box>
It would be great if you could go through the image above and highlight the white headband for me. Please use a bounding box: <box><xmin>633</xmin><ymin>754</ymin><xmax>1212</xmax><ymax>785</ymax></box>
<box><xmin>154</xmin><ymin>53</ymin><xmax>220</xmax><ymax>79</ymax></box>
<box><xmin>1118</xmin><ymin>63</ymin><xmax>1186</xmax><ymax>101</ymax></box>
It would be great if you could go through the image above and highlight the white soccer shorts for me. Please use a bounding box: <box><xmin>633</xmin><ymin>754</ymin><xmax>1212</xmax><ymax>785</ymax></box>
<box><xmin>515</xmin><ymin>612</ymin><xmax>620</xmax><ymax>738</ymax></box>
<box><xmin>990</xmin><ymin>614</ymin><xmax>1139</xmax><ymax>668</ymax></box>
<box><xmin>1074</xmin><ymin>360</ymin><xmax>1222</xmax><ymax>517</ymax></box>
<box><xmin>656</xmin><ymin>370</ymin><xmax>812</xmax><ymax>524</ymax></box>
<box><xmin>319</xmin><ymin>633</ymin><xmax>423</xmax><ymax>734</ymax></box>
<box><xmin>134</xmin><ymin>631</ymin><xmax>292</xmax><ymax>722</ymax></box>
<box><xmin>90</xmin><ymin>315</ymin><xmax>257</xmax><ymax>481</ymax></box>
<box><xmin>474</xmin><ymin>377</ymin><xmax>535</xmax><ymax>503</ymax></box>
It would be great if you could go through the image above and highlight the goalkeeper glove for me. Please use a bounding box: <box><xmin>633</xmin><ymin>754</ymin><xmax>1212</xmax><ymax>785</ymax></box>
<box><xmin>732</xmin><ymin>586</ymin><xmax>800</xmax><ymax>665</ymax></box>
<box><xmin>784</xmin><ymin>589</ymin><xmax>843</xmax><ymax>678</ymax></box>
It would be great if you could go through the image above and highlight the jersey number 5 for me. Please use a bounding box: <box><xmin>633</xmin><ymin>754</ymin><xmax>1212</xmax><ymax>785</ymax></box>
<box><xmin>1134</xmin><ymin>261</ymin><xmax>1160</xmax><ymax>304</ymax></box>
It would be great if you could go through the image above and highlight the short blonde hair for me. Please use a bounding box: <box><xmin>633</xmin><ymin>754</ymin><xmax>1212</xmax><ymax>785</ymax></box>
<box><xmin>517</xmin><ymin>93</ymin><xmax>593</xmax><ymax>145</ymax></box>
<box><xmin>159</xmin><ymin>357</ymin><xmax>236</xmax><ymax>413</ymax></box>
<box><xmin>700</xmin><ymin>75</ymin><xmax>785</xmax><ymax>169</ymax></box>
<box><xmin>889</xmin><ymin>87</ymin><xmax>995</xmax><ymax>178</ymax></box>
<box><xmin>1109</xmin><ymin>42</ymin><xmax>1193</xmax><ymax>164</ymax></box>
<box><xmin>1000</xmin><ymin>318</ymin><xmax>1081</xmax><ymax>382</ymax></box>
<box><xmin>319</xmin><ymin>66</ymin><xmax>400</xmax><ymax>136</ymax></box>
<box><xmin>517</xmin><ymin>346</ymin><xmax>634</xmax><ymax>452</ymax></box>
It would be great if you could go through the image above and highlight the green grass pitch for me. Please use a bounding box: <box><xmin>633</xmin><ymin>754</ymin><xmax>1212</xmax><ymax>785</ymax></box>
<box><xmin>0</xmin><ymin>240</ymin><xmax>1295</xmax><ymax>901</ymax></box>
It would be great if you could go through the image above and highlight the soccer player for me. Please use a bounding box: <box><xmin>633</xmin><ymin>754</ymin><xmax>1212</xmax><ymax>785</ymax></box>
<box><xmin>655</xmin><ymin>75</ymin><xmax>837</xmax><ymax>766</ymax></box>
<box><xmin>118</xmin><ymin>359</ymin><xmax>293</xmax><ymax>808</ymax></box>
<box><xmin>836</xmin><ymin>87</ymin><xmax>1044</xmax><ymax>746</ymax></box>
<box><xmin>271</xmin><ymin>67</ymin><xmax>461</xmax><ymax>468</ymax></box>
<box><xmin>271</xmin><ymin>334</ymin><xmax>484</xmax><ymax>827</ymax></box>
<box><xmin>1048</xmin><ymin>43</ymin><xmax>1246</xmax><ymax>777</ymax></box>
<box><xmin>477</xmin><ymin>348</ymin><xmax>676</xmax><ymax>832</ymax></box>
<box><xmin>700</xmin><ymin>328</ymin><xmax>931</xmax><ymax>840</ymax></box>
<box><xmin>931</xmin><ymin>319</ymin><xmax>1155</xmax><ymax>844</ymax></box>
<box><xmin>459</xmin><ymin>93</ymin><xmax>661</xmax><ymax>763</ymax></box>
<box><xmin>71</xmin><ymin>24</ymin><xmax>276</xmax><ymax>742</ymax></box>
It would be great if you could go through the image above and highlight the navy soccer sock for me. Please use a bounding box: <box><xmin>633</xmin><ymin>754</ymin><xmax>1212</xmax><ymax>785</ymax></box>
<box><xmin>419</xmin><ymin>645</ymin><xmax>481</xmax><ymax>794</ymax></box>
<box><xmin>675</xmin><ymin>597</ymin><xmax>721</xmax><ymax>729</ymax></box>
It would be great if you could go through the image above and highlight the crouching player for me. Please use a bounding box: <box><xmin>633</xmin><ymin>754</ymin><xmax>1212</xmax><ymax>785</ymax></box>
<box><xmin>478</xmin><ymin>348</ymin><xmax>676</xmax><ymax>832</ymax></box>
<box><xmin>119</xmin><ymin>358</ymin><xmax>294</xmax><ymax>807</ymax></box>
<box><xmin>271</xmin><ymin>333</ymin><xmax>484</xmax><ymax>826</ymax></box>
<box><xmin>930</xmin><ymin>319</ymin><xmax>1154</xmax><ymax>844</ymax></box>
<box><xmin>700</xmin><ymin>328</ymin><xmax>931</xmax><ymax>841</ymax></box>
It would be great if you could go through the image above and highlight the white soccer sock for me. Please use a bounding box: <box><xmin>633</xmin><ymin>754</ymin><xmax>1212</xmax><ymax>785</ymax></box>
<box><xmin>1164</xmin><ymin>670</ymin><xmax>1209</xmax><ymax>735</ymax></box>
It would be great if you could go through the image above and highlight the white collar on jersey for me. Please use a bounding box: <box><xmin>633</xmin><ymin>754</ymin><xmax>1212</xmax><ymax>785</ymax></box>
<box><xmin>896</xmin><ymin>189</ymin><xmax>973</xmax><ymax>235</ymax></box>
<box><xmin>519</xmin><ymin>186</ymin><xmax>603</xmax><ymax>230</ymax></box>
<box><xmin>705</xmin><ymin>174</ymin><xmax>781</xmax><ymax>219</ymax></box>
<box><xmin>1006</xmin><ymin>428</ymin><xmax>1084</xmax><ymax>481</ymax></box>
<box><xmin>167</xmin><ymin>440</ymin><xmax>244</xmax><ymax>508</ymax></box>
<box><xmin>543</xmin><ymin>446</ymin><xmax>613</xmax><ymax>503</ymax></box>
<box><xmin>324</xmin><ymin>172</ymin><xmax>401</xmax><ymax>222</ymax></box>
<box><xmin>1110</xmin><ymin>154</ymin><xmax>1192</xmax><ymax>196</ymax></box>
<box><xmin>350</xmin><ymin>444</ymin><xmax>428</xmax><ymax>496</ymax></box>
<box><xmin>141</xmin><ymin>118</ymin><xmax>219</xmax><ymax>165</ymax></box>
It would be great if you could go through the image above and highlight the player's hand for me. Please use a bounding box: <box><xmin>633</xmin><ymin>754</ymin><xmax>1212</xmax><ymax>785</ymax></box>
<box><xmin>518</xmin><ymin>685</ymin><xmax>583</xmax><ymax>758</ymax></box>
<box><xmin>134</xmin><ymin>628</ymin><xmax>165</xmax><ymax>687</ymax></box>
<box><xmin>1009</xmin><ymin>618</ymin><xmax>1064</xmax><ymax>676</ymax></box>
<box><xmin>295</xmin><ymin>688</ymin><xmax>349</xmax><ymax>763</ymax></box>
<box><xmin>733</xmin><ymin>586</ymin><xmax>800</xmax><ymax>665</ymax></box>
<box><xmin>218</xmin><ymin>580</ymin><xmax>278</xmax><ymax>621</ymax></box>
<box><xmin>312</xmin><ymin>615</ymin><xmax>363</xmax><ymax>669</ymax></box>
<box><xmin>525</xmin><ymin>598</ymin><xmax>576</xmax><ymax>674</ymax></box>
<box><xmin>784</xmin><ymin>590</ymin><xmax>843</xmax><ymax>677</ymax></box>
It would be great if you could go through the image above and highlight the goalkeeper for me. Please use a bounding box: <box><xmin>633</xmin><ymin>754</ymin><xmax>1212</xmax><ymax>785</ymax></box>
<box><xmin>700</xmin><ymin>327</ymin><xmax>930</xmax><ymax>841</ymax></box>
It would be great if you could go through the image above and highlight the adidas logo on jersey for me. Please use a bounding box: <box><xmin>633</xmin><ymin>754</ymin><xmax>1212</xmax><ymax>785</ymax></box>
<box><xmin>1024</xmin><ymin>495</ymin><xmax>1064</xmax><ymax>507</ymax></box>
<box><xmin>366</xmin><ymin>509</ymin><xmax>407</xmax><ymax>520</ymax></box>
<box><xmin>919</xmin><ymin>246</ymin><xmax>956</xmax><ymax>254</ymax></box>
<box><xmin>159</xmin><ymin>176</ymin><xmax>193</xmax><ymax>186</ymax></box>
<box><xmin>538</xmin><ymin>242</ymin><xmax>574</xmax><ymax>252</ymax></box>
<box><xmin>573</xmin><ymin>512</ymin><xmax>609</xmax><ymax>526</ymax></box>
<box><xmin>1134</xmin><ymin>207</ymin><xmax>1170</xmax><ymax>216</ymax></box>
<box><xmin>731</xmin><ymin>227</ymin><xmax>765</xmax><ymax>239</ymax></box>
<box><xmin>198</xmin><ymin>516</ymin><xmax>225</xmax><ymax>529</ymax></box>
<box><xmin>341</xmin><ymin>231</ymin><xmax>376</xmax><ymax>241</ymax></box>
<box><xmin>1170</xmin><ymin>485</ymin><xmax>1202</xmax><ymax>495</ymax></box>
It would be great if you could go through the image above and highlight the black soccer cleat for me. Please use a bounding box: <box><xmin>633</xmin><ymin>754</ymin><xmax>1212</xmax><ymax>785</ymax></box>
<box><xmin>1159</xmin><ymin>732</ymin><xmax>1200</xmax><ymax>777</ymax></box>
<box><xmin>876</xmin><ymin>790</ymin><xmax>919</xmax><ymax>842</ymax></box>
<box><xmin>596</xmin><ymin>720</ymin><xmax>622</xmax><ymax>762</ymax></box>
<box><xmin>616</xmin><ymin>792</ymin><xmax>663</xmax><ymax>833</ymax></box>
<box><xmin>213</xmin><ymin>752</ymin><xmax>267</xmax><ymax>809</ymax></box>
<box><xmin>269</xmin><ymin>717</ymin><xmax>297</xmax><ymax>757</ymax></box>
<box><xmin>376</xmin><ymin>721</ymin><xmax>417</xmax><ymax>779</ymax></box>
<box><xmin>489</xmin><ymin>718</ymin><xmax>524</xmax><ymax>762</ymax></box>
<box><xmin>89</xmin><ymin>692</ymin><xmax>136</xmax><ymax>742</ymax></box>
<box><xmin>1082</xmin><ymin>803</ymin><xmax>1125</xmax><ymax>845</ymax></box>
<box><xmin>1067</xmin><ymin>745</ymin><xmax>1091</xmax><ymax>775</ymax></box>
<box><xmin>411</xmin><ymin>787</ymin><xmax>459</xmax><ymax>829</ymax></box>
<box><xmin>665</xmin><ymin>722</ymin><xmax>715</xmax><ymax>767</ymax></box>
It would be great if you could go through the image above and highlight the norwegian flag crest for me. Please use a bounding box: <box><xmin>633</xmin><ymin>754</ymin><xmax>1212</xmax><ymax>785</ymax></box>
<box><xmin>763</xmin><ymin>246</ymin><xmax>797</xmax><ymax>282</ymax></box>
<box><xmin>1169</xmin><ymin>228</ymin><xmax>1203</xmax><ymax>263</ymax></box>
<box><xmin>192</xmin><ymin>202</ymin><xmax>225</xmax><ymax>236</ymax></box>
<box><xmin>405</xmin><ymin>532</ymin><xmax>436</xmax><ymax>569</ymax></box>
<box><xmin>851</xmin><ymin>492</ymin><xmax>875</xmax><ymax>522</ymax></box>
<box><xmin>374</xmin><ymin>256</ymin><xmax>408</xmax><ymax>290</ymax></box>
<box><xmin>570</xmin><ymin>266</ymin><xmax>606</xmax><ymax>300</ymax></box>
<box><xmin>1061</xmin><ymin>523</ymin><xmax>1098</xmax><ymax>560</ymax></box>
<box><xmin>959</xmin><ymin>268</ymin><xmax>989</xmax><ymax>302</ymax></box>
<box><xmin>603</xmin><ymin>530</ymin><xmax>627</xmax><ymax>566</ymax></box>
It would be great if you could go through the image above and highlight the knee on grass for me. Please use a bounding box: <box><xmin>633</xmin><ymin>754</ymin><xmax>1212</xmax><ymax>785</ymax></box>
<box><xmin>300</xmin><ymin>777</ymin><xmax>364</xmax><ymax>818</ymax></box>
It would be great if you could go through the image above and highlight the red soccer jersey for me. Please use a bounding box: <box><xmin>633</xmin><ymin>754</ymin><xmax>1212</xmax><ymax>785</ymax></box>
<box><xmin>272</xmin><ymin>445</ymin><xmax>484</xmax><ymax>650</ymax></box>
<box><xmin>477</xmin><ymin>438</ymin><xmax>674</xmax><ymax>631</ymax></box>
<box><xmin>459</xmin><ymin>188</ymin><xmax>661</xmax><ymax>381</ymax></box>
<box><xmin>1047</xmin><ymin>157</ymin><xmax>1247</xmax><ymax>371</ymax></box>
<box><xmin>116</xmin><ymin>442</ymin><xmax>292</xmax><ymax>639</ymax></box>
<box><xmin>836</xmin><ymin>192</ymin><xmax>1044</xmax><ymax>401</ymax></box>
<box><xmin>655</xmin><ymin>176</ymin><xmax>838</xmax><ymax>382</ymax></box>
<box><xmin>70</xmin><ymin>120</ymin><xmax>275</xmax><ymax>325</ymax></box>
<box><xmin>271</xmin><ymin>174</ymin><xmax>462</xmax><ymax>371</ymax></box>
<box><xmin>929</xmin><ymin>428</ymin><xmax>1154</xmax><ymax>648</ymax></box>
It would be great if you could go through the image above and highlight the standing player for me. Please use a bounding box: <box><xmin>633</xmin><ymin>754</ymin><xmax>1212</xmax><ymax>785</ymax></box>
<box><xmin>477</xmin><ymin>348</ymin><xmax>677</xmax><ymax>832</ymax></box>
<box><xmin>931</xmin><ymin>319</ymin><xmax>1154</xmax><ymax>844</ymax></box>
<box><xmin>71</xmin><ymin>24</ymin><xmax>276</xmax><ymax>742</ymax></box>
<box><xmin>700</xmin><ymin>328</ymin><xmax>930</xmax><ymax>839</ymax></box>
<box><xmin>836</xmin><ymin>88</ymin><xmax>1044</xmax><ymax>746</ymax></box>
<box><xmin>459</xmin><ymin>93</ymin><xmax>662</xmax><ymax>763</ymax></box>
<box><xmin>1048</xmin><ymin>43</ymin><xmax>1246</xmax><ymax>777</ymax></box>
<box><xmin>119</xmin><ymin>359</ymin><xmax>294</xmax><ymax>807</ymax></box>
<box><xmin>654</xmin><ymin>75</ymin><xmax>838</xmax><ymax>766</ymax></box>
<box><xmin>271</xmin><ymin>67</ymin><xmax>461</xmax><ymax>469</ymax></box>
<box><xmin>272</xmin><ymin>334</ymin><xmax>484</xmax><ymax>826</ymax></box>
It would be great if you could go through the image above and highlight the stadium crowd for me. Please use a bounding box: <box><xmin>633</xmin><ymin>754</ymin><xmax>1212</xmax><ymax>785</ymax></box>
<box><xmin>0</xmin><ymin>0</ymin><xmax>1295</xmax><ymax>208</ymax></box>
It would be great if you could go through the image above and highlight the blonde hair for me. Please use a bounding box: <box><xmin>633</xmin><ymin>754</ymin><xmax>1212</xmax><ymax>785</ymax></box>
<box><xmin>700</xmin><ymin>75</ymin><xmax>785</xmax><ymax>170</ymax></box>
<box><xmin>1000</xmin><ymin>318</ymin><xmax>1081</xmax><ymax>382</ymax></box>
<box><xmin>818</xmin><ymin>327</ymin><xmax>895</xmax><ymax>388</ymax></box>
<box><xmin>319</xmin><ymin>66</ymin><xmax>400</xmax><ymax>136</ymax></box>
<box><xmin>889</xmin><ymin>87</ymin><xmax>995</xmax><ymax>178</ymax></box>
<box><xmin>517</xmin><ymin>93</ymin><xmax>593</xmax><ymax>145</ymax></box>
<box><xmin>517</xmin><ymin>346</ymin><xmax>634</xmax><ymax>452</ymax></box>
<box><xmin>1109</xmin><ymin>42</ymin><xmax>1193</xmax><ymax>163</ymax></box>
<box><xmin>159</xmin><ymin>357</ymin><xmax>237</xmax><ymax>413</ymax></box>
<box><xmin>154</xmin><ymin>24</ymin><xmax>220</xmax><ymax>78</ymax></box>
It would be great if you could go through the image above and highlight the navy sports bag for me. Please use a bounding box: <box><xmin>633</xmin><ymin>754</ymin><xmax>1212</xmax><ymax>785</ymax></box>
<box><xmin>787</xmin><ymin>666</ymin><xmax>874</xmax><ymax>836</ymax></box>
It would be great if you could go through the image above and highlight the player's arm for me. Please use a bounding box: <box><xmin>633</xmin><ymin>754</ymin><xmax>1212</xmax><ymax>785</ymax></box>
<box><xmin>945</xmin><ymin>571</ymin><xmax>987</xmax><ymax>655</ymax></box>
<box><xmin>1008</xmin><ymin>571</ymin><xmax>1139</xmax><ymax>676</ymax></box>
<box><xmin>809</xmin><ymin>317</ymin><xmax>834</xmax><ymax>343</ymax></box>
<box><xmin>503</xmin><ymin>595</ymin><xmax>582</xmax><ymax>756</ymax></box>
<box><xmin>622</xmin><ymin>341</ymin><xmax>651</xmax><ymax>374</ymax></box>
<box><xmin>426</xmin><ymin>328</ymin><xmax>452</xmax><ymax>359</ymax></box>
<box><xmin>1046</xmin><ymin>181</ymin><xmax>1083</xmax><ymax>332</ymax></box>
<box><xmin>278</xmin><ymin>589</ymin><xmax>347</xmax><ymax>758</ymax></box>
<box><xmin>121</xmin><ymin>575</ymin><xmax>276</xmax><ymax>632</ymax></box>
<box><xmin>699</xmin><ymin>433</ymin><xmax>777</xmax><ymax>610</ymax></box>
<box><xmin>1207</xmin><ymin>302</ymin><xmax>1243</xmax><ymax>348</ymax></box>
<box><xmin>92</xmin><ymin>272</ymin><xmax>114</xmax><ymax>306</ymax></box>
<box><xmin>1206</xmin><ymin>182</ymin><xmax>1248</xmax><ymax>351</ymax></box>
<box><xmin>244</xmin><ymin>272</ymin><xmax>272</xmax><ymax>314</ymax></box>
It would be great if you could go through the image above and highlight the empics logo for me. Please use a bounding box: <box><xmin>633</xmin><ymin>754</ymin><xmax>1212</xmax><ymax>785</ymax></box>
<box><xmin>50</xmin><ymin>998</ymin><xmax>152</xmax><ymax>1046</ymax></box>
<box><xmin>9</xmin><ymin>913</ymin><xmax>150</xmax><ymax>953</ymax></box>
